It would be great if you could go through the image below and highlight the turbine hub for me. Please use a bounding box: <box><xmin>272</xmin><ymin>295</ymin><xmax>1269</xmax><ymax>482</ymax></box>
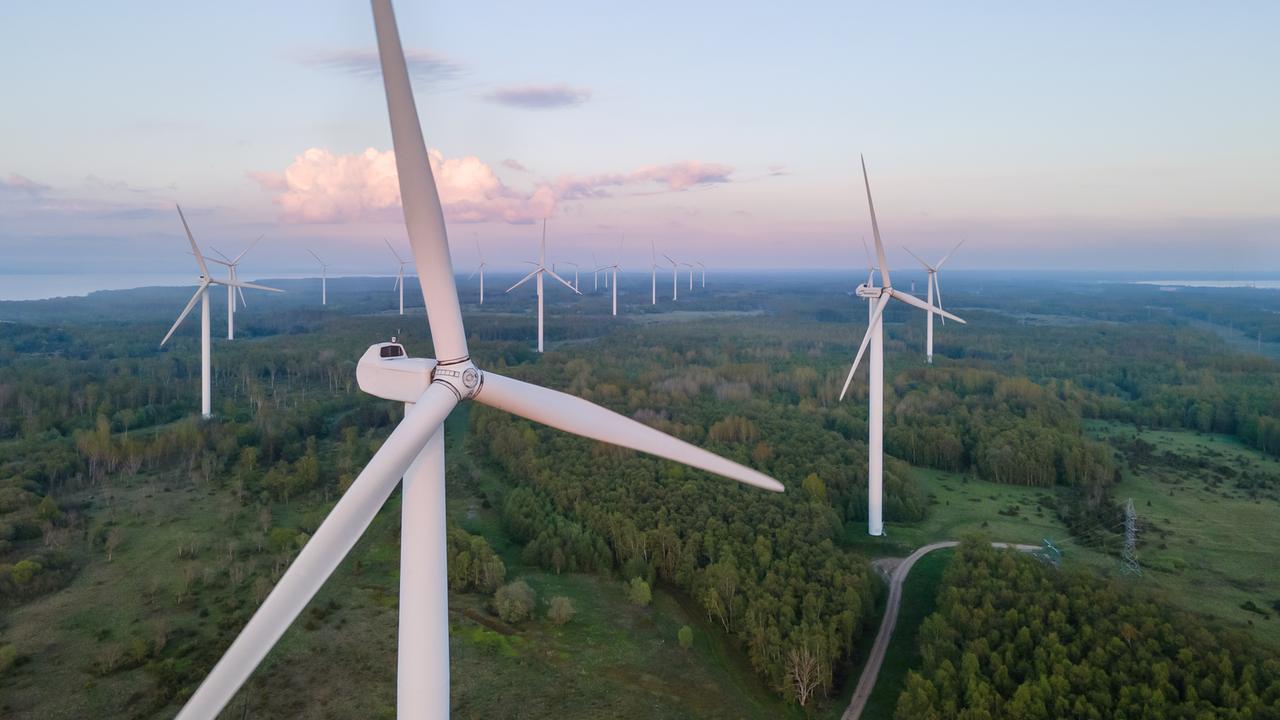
<box><xmin>431</xmin><ymin>357</ymin><xmax>484</xmax><ymax>401</ymax></box>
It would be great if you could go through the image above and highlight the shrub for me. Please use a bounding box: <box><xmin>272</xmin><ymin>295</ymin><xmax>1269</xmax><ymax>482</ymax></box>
<box><xmin>494</xmin><ymin>580</ymin><xmax>537</xmax><ymax>623</ymax></box>
<box><xmin>547</xmin><ymin>596</ymin><xmax>576</xmax><ymax>626</ymax></box>
<box><xmin>678</xmin><ymin>625</ymin><xmax>694</xmax><ymax>649</ymax></box>
<box><xmin>627</xmin><ymin>577</ymin><xmax>652</xmax><ymax>607</ymax></box>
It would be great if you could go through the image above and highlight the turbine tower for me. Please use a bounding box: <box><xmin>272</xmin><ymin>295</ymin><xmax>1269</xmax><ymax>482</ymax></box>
<box><xmin>172</xmin><ymin>4</ymin><xmax>783</xmax><ymax>717</ymax></box>
<box><xmin>467</xmin><ymin>236</ymin><xmax>487</xmax><ymax>304</ymax></box>
<box><xmin>592</xmin><ymin>252</ymin><xmax>600</xmax><ymax>292</ymax></box>
<box><xmin>307</xmin><ymin>249</ymin><xmax>329</xmax><ymax>306</ymax></box>
<box><xmin>697</xmin><ymin>261</ymin><xmax>706</xmax><ymax>288</ymax></box>
<box><xmin>596</xmin><ymin>260</ymin><xmax>622</xmax><ymax>316</ymax></box>
<box><xmin>838</xmin><ymin>157</ymin><xmax>964</xmax><ymax>536</ymax></box>
<box><xmin>387</xmin><ymin>239</ymin><xmax>412</xmax><ymax>315</ymax></box>
<box><xmin>559</xmin><ymin>261</ymin><xmax>580</xmax><ymax>291</ymax></box>
<box><xmin>203</xmin><ymin>236</ymin><xmax>261</xmax><ymax>340</ymax></box>
<box><xmin>506</xmin><ymin>219</ymin><xmax>581</xmax><ymax>352</ymax></box>
<box><xmin>683</xmin><ymin>261</ymin><xmax>695</xmax><ymax>291</ymax></box>
<box><xmin>905</xmin><ymin>240</ymin><xmax>964</xmax><ymax>364</ymax></box>
<box><xmin>161</xmin><ymin>206</ymin><xmax>281</xmax><ymax>418</ymax></box>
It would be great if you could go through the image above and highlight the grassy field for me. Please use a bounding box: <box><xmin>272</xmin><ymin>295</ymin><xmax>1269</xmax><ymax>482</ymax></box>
<box><xmin>860</xmin><ymin>549</ymin><xmax>953</xmax><ymax>720</ymax></box>
<box><xmin>1082</xmin><ymin>420</ymin><xmax>1280</xmax><ymax>646</ymax></box>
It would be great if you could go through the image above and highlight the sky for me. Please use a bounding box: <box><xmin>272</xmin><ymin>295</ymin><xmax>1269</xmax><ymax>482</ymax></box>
<box><xmin>1</xmin><ymin>0</ymin><xmax>1277</xmax><ymax>279</ymax></box>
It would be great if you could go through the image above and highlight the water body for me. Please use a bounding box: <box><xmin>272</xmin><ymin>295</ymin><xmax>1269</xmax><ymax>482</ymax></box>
<box><xmin>0</xmin><ymin>273</ymin><xmax>348</xmax><ymax>301</ymax></box>
<box><xmin>1133</xmin><ymin>279</ymin><xmax>1280</xmax><ymax>289</ymax></box>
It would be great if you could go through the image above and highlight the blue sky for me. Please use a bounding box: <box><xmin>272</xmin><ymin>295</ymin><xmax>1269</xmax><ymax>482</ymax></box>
<box><xmin>1</xmin><ymin>1</ymin><xmax>1277</xmax><ymax>277</ymax></box>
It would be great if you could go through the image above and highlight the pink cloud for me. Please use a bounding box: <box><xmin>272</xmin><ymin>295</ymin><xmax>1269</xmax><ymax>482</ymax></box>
<box><xmin>250</xmin><ymin>151</ymin><xmax>734</xmax><ymax>224</ymax></box>
<box><xmin>251</xmin><ymin>148</ymin><xmax>553</xmax><ymax>224</ymax></box>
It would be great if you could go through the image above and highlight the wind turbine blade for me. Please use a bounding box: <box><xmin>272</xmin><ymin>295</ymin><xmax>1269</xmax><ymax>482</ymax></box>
<box><xmin>904</xmin><ymin>247</ymin><xmax>933</xmax><ymax>272</ymax></box>
<box><xmin>237</xmin><ymin>284</ymin><xmax>248</xmax><ymax>309</ymax></box>
<box><xmin>838</xmin><ymin>294</ymin><xmax>890</xmax><ymax>401</ymax></box>
<box><xmin>505</xmin><ymin>268</ymin><xmax>539</xmax><ymax>293</ymax></box>
<box><xmin>861</xmin><ymin>237</ymin><xmax>873</xmax><ymax>273</ymax></box>
<box><xmin>160</xmin><ymin>284</ymin><xmax>207</xmax><ymax>347</ymax></box>
<box><xmin>393</xmin><ymin>271</ymin><xmax>402</xmax><ymax>291</ymax></box>
<box><xmin>373</xmin><ymin>1</ymin><xmax>470</xmax><ymax>359</ymax></box>
<box><xmin>197</xmin><ymin>254</ymin><xmax>233</xmax><ymax>268</ymax></box>
<box><xmin>225</xmin><ymin>280</ymin><xmax>284</xmax><ymax>294</ymax></box>
<box><xmin>476</xmin><ymin>372</ymin><xmax>783</xmax><ymax>492</ymax></box>
<box><xmin>860</xmin><ymin>155</ymin><xmax>891</xmax><ymax>288</ymax></box>
<box><xmin>663</xmin><ymin>254</ymin><xmax>676</xmax><ymax>265</ymax></box>
<box><xmin>935</xmin><ymin>239</ymin><xmax>965</xmax><ymax>270</ymax></box>
<box><xmin>384</xmin><ymin>238</ymin><xmax>405</xmax><ymax>263</ymax></box>
<box><xmin>933</xmin><ymin>273</ymin><xmax>945</xmax><ymax>326</ymax></box>
<box><xmin>174</xmin><ymin>384</ymin><xmax>458</xmax><ymax>720</ymax></box>
<box><xmin>889</xmin><ymin>288</ymin><xmax>965</xmax><ymax>324</ymax></box>
<box><xmin>231</xmin><ymin>235</ymin><xmax>263</xmax><ymax>265</ymax></box>
<box><xmin>176</xmin><ymin>205</ymin><xmax>209</xmax><ymax>278</ymax></box>
<box><xmin>307</xmin><ymin>249</ymin><xmax>324</xmax><ymax>266</ymax></box>
<box><xmin>211</xmin><ymin>247</ymin><xmax>234</xmax><ymax>264</ymax></box>
<box><xmin>545</xmin><ymin>268</ymin><xmax>581</xmax><ymax>294</ymax></box>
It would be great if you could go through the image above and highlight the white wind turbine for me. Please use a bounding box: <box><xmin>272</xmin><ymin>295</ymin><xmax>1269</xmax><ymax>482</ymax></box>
<box><xmin>201</xmin><ymin>236</ymin><xmax>261</xmax><ymax>340</ymax></box>
<box><xmin>161</xmin><ymin>206</ymin><xmax>282</xmax><ymax>419</ymax></box>
<box><xmin>664</xmin><ymin>253</ymin><xmax>679</xmax><ymax>300</ymax></box>
<box><xmin>682</xmin><ymin>261</ymin><xmax>696</xmax><ymax>291</ymax></box>
<box><xmin>649</xmin><ymin>241</ymin><xmax>660</xmax><ymax>305</ymax></box>
<box><xmin>506</xmin><ymin>219</ymin><xmax>581</xmax><ymax>352</ymax></box>
<box><xmin>697</xmin><ymin>261</ymin><xmax>706</xmax><ymax>288</ymax></box>
<box><xmin>558</xmin><ymin>261</ymin><xmax>580</xmax><ymax>291</ymax></box>
<box><xmin>905</xmin><ymin>240</ymin><xmax>964</xmax><ymax>364</ymax></box>
<box><xmin>172</xmin><ymin>4</ymin><xmax>783</xmax><ymax>717</ymax></box>
<box><xmin>838</xmin><ymin>157</ymin><xmax>965</xmax><ymax>537</ymax></box>
<box><xmin>595</xmin><ymin>247</ymin><xmax>623</xmax><ymax>316</ymax></box>
<box><xmin>592</xmin><ymin>251</ymin><xmax>600</xmax><ymax>292</ymax></box>
<box><xmin>387</xmin><ymin>238</ymin><xmax>412</xmax><ymax>315</ymax></box>
<box><xmin>308</xmin><ymin>249</ymin><xmax>329</xmax><ymax>306</ymax></box>
<box><xmin>467</xmin><ymin>236</ymin><xmax>487</xmax><ymax>304</ymax></box>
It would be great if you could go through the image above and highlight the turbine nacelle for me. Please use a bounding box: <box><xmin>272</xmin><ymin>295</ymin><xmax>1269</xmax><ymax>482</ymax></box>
<box><xmin>356</xmin><ymin>342</ymin><xmax>483</xmax><ymax>403</ymax></box>
<box><xmin>855</xmin><ymin>284</ymin><xmax>885</xmax><ymax>299</ymax></box>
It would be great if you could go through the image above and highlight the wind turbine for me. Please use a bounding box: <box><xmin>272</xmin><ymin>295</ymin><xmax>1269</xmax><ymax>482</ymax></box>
<box><xmin>161</xmin><ymin>206</ymin><xmax>281</xmax><ymax>419</ymax></box>
<box><xmin>172</xmin><ymin>5</ymin><xmax>783</xmax><ymax>717</ymax></box>
<box><xmin>682</xmin><ymin>261</ymin><xmax>695</xmax><ymax>291</ymax></box>
<box><xmin>387</xmin><ymin>239</ymin><xmax>412</xmax><ymax>315</ymax></box>
<box><xmin>649</xmin><ymin>241</ymin><xmax>659</xmax><ymax>305</ymax></box>
<box><xmin>506</xmin><ymin>219</ymin><xmax>581</xmax><ymax>352</ymax></box>
<box><xmin>697</xmin><ymin>261</ymin><xmax>706</xmax><ymax>288</ymax></box>
<box><xmin>592</xmin><ymin>252</ymin><xmax>600</xmax><ymax>292</ymax></box>
<box><xmin>905</xmin><ymin>240</ymin><xmax>964</xmax><ymax>364</ymax></box>
<box><xmin>467</xmin><ymin>236</ymin><xmax>487</xmax><ymax>304</ymax></box>
<box><xmin>308</xmin><ymin>249</ymin><xmax>329</xmax><ymax>306</ymax></box>
<box><xmin>664</xmin><ymin>253</ymin><xmax>679</xmax><ymax>301</ymax></box>
<box><xmin>202</xmin><ymin>236</ymin><xmax>261</xmax><ymax>340</ymax></box>
<box><xmin>838</xmin><ymin>156</ymin><xmax>965</xmax><ymax>537</ymax></box>
<box><xmin>559</xmin><ymin>261</ymin><xmax>580</xmax><ymax>291</ymax></box>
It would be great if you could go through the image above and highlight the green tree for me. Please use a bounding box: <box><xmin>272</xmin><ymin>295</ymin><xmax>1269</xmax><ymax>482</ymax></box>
<box><xmin>494</xmin><ymin>580</ymin><xmax>537</xmax><ymax>623</ymax></box>
<box><xmin>547</xmin><ymin>596</ymin><xmax>576</xmax><ymax>626</ymax></box>
<box><xmin>627</xmin><ymin>577</ymin><xmax>652</xmax><ymax>607</ymax></box>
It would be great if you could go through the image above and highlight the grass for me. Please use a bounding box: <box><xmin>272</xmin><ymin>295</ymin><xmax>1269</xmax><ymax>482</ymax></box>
<box><xmin>1080</xmin><ymin>420</ymin><xmax>1280</xmax><ymax>646</ymax></box>
<box><xmin>859</xmin><ymin>549</ymin><xmax>953</xmax><ymax>720</ymax></box>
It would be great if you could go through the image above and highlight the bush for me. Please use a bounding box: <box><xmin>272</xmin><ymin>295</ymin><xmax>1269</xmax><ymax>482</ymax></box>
<box><xmin>547</xmin><ymin>596</ymin><xmax>576</xmax><ymax>626</ymax></box>
<box><xmin>494</xmin><ymin>580</ymin><xmax>537</xmax><ymax>623</ymax></box>
<box><xmin>627</xmin><ymin>577</ymin><xmax>651</xmax><ymax>607</ymax></box>
<box><xmin>0</xmin><ymin>644</ymin><xmax>17</xmax><ymax>675</ymax></box>
<box><xmin>11</xmin><ymin>559</ymin><xmax>41</xmax><ymax>586</ymax></box>
<box><xmin>678</xmin><ymin>625</ymin><xmax>694</xmax><ymax>649</ymax></box>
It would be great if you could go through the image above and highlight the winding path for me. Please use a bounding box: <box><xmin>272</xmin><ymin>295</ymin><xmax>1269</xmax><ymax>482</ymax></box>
<box><xmin>841</xmin><ymin>541</ymin><xmax>1038</xmax><ymax>720</ymax></box>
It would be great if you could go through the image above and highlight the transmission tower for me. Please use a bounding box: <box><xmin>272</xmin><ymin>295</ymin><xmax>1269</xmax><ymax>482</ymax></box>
<box><xmin>1120</xmin><ymin>497</ymin><xmax>1142</xmax><ymax>576</ymax></box>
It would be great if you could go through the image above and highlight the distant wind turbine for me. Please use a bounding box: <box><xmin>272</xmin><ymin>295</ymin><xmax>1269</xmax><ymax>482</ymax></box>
<box><xmin>202</xmin><ymin>236</ymin><xmax>261</xmax><ymax>340</ymax></box>
<box><xmin>664</xmin><ymin>253</ymin><xmax>679</xmax><ymax>301</ymax></box>
<box><xmin>596</xmin><ymin>238</ymin><xmax>624</xmax><ymax>316</ymax></box>
<box><xmin>838</xmin><ymin>157</ymin><xmax>964</xmax><ymax>536</ymax></box>
<box><xmin>387</xmin><ymin>239</ymin><xmax>412</xmax><ymax>315</ymax></box>
<box><xmin>506</xmin><ymin>219</ymin><xmax>581</xmax><ymax>352</ymax></box>
<box><xmin>683</xmin><ymin>261</ymin><xmax>695</xmax><ymax>291</ymax></box>
<box><xmin>170</xmin><ymin>7</ymin><xmax>782</xmax><ymax>718</ymax></box>
<box><xmin>307</xmin><ymin>249</ymin><xmax>329</xmax><ymax>306</ymax></box>
<box><xmin>467</xmin><ymin>236</ymin><xmax>487</xmax><ymax>304</ymax></box>
<box><xmin>697</xmin><ymin>261</ymin><xmax>706</xmax><ymax>288</ymax></box>
<box><xmin>161</xmin><ymin>206</ymin><xmax>281</xmax><ymax>418</ymax></box>
<box><xmin>649</xmin><ymin>241</ymin><xmax>659</xmax><ymax>305</ymax></box>
<box><xmin>905</xmin><ymin>240</ymin><xmax>964</xmax><ymax>364</ymax></box>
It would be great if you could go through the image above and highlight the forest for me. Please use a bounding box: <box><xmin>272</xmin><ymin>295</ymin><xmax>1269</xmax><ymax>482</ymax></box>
<box><xmin>896</xmin><ymin>539</ymin><xmax>1280</xmax><ymax>719</ymax></box>
<box><xmin>0</xmin><ymin>272</ymin><xmax>1278</xmax><ymax>717</ymax></box>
